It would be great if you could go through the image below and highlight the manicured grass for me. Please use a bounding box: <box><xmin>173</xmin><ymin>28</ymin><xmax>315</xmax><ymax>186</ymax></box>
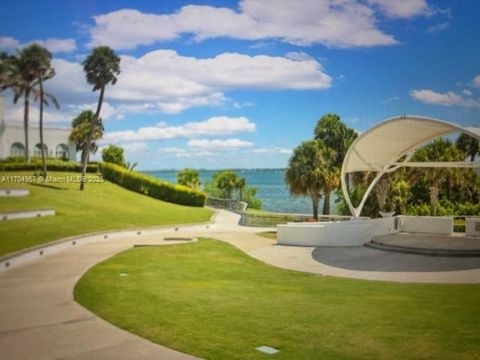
<box><xmin>0</xmin><ymin>172</ymin><xmax>213</xmax><ymax>256</ymax></box>
<box><xmin>75</xmin><ymin>239</ymin><xmax>480</xmax><ymax>360</ymax></box>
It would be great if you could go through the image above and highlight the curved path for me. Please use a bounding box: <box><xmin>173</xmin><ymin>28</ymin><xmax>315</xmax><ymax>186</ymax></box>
<box><xmin>1</xmin><ymin>210</ymin><xmax>479</xmax><ymax>359</ymax></box>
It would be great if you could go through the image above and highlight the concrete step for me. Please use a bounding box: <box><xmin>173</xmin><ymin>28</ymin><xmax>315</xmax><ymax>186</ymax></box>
<box><xmin>365</xmin><ymin>240</ymin><xmax>480</xmax><ymax>257</ymax></box>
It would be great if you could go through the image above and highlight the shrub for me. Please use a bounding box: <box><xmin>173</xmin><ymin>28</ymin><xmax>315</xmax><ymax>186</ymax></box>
<box><xmin>0</xmin><ymin>160</ymin><xmax>98</xmax><ymax>173</ymax></box>
<box><xmin>99</xmin><ymin>162</ymin><xmax>206</xmax><ymax>207</ymax></box>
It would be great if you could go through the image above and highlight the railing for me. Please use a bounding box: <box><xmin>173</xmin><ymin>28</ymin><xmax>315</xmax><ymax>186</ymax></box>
<box><xmin>206</xmin><ymin>197</ymin><xmax>247</xmax><ymax>212</ymax></box>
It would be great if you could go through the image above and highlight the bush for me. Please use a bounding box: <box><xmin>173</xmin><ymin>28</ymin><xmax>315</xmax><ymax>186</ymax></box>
<box><xmin>0</xmin><ymin>160</ymin><xmax>98</xmax><ymax>173</ymax></box>
<box><xmin>99</xmin><ymin>162</ymin><xmax>206</xmax><ymax>207</ymax></box>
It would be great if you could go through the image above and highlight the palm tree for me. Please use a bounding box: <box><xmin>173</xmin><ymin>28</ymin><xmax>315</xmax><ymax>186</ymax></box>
<box><xmin>177</xmin><ymin>169</ymin><xmax>201</xmax><ymax>189</ymax></box>
<box><xmin>314</xmin><ymin>113</ymin><xmax>357</xmax><ymax>200</ymax></box>
<box><xmin>69</xmin><ymin>110</ymin><xmax>104</xmax><ymax>165</ymax></box>
<box><xmin>411</xmin><ymin>139</ymin><xmax>463</xmax><ymax>216</ymax></box>
<box><xmin>314</xmin><ymin>113</ymin><xmax>357</xmax><ymax>167</ymax></box>
<box><xmin>0</xmin><ymin>45</ymin><xmax>58</xmax><ymax>164</ymax></box>
<box><xmin>30</xmin><ymin>45</ymin><xmax>58</xmax><ymax>176</ymax></box>
<box><xmin>80</xmin><ymin>46</ymin><xmax>120</xmax><ymax>190</ymax></box>
<box><xmin>285</xmin><ymin>140</ymin><xmax>335</xmax><ymax>220</ymax></box>
<box><xmin>456</xmin><ymin>133</ymin><xmax>479</xmax><ymax>162</ymax></box>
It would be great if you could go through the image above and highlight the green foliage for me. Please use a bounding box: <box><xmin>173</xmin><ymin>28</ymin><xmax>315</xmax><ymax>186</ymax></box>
<box><xmin>456</xmin><ymin>133</ymin><xmax>480</xmax><ymax>162</ymax></box>
<box><xmin>314</xmin><ymin>113</ymin><xmax>358</xmax><ymax>167</ymax></box>
<box><xmin>99</xmin><ymin>162</ymin><xmax>206</xmax><ymax>207</ymax></box>
<box><xmin>82</xmin><ymin>46</ymin><xmax>121</xmax><ymax>90</ymax></box>
<box><xmin>102</xmin><ymin>144</ymin><xmax>126</xmax><ymax>167</ymax></box>
<box><xmin>177</xmin><ymin>168</ymin><xmax>201</xmax><ymax>189</ymax></box>
<box><xmin>212</xmin><ymin>171</ymin><xmax>241</xmax><ymax>198</ymax></box>
<box><xmin>0</xmin><ymin>159</ymin><xmax>98</xmax><ymax>173</ymax></box>
<box><xmin>205</xmin><ymin>170</ymin><xmax>262</xmax><ymax>209</ymax></box>
<box><xmin>285</xmin><ymin>139</ymin><xmax>338</xmax><ymax>219</ymax></box>
<box><xmin>242</xmin><ymin>185</ymin><xmax>262</xmax><ymax>209</ymax></box>
<box><xmin>70</xmin><ymin>110</ymin><xmax>104</xmax><ymax>159</ymax></box>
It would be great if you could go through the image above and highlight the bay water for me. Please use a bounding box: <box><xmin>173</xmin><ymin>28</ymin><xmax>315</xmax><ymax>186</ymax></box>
<box><xmin>143</xmin><ymin>169</ymin><xmax>337</xmax><ymax>214</ymax></box>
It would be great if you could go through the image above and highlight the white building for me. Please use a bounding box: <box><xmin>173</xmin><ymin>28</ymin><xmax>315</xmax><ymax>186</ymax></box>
<box><xmin>0</xmin><ymin>97</ymin><xmax>76</xmax><ymax>161</ymax></box>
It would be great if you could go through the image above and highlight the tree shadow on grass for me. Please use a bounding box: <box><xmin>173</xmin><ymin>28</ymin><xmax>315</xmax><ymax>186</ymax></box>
<box><xmin>30</xmin><ymin>183</ymin><xmax>68</xmax><ymax>191</ymax></box>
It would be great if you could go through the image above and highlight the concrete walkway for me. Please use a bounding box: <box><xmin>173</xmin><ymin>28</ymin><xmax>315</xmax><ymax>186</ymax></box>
<box><xmin>1</xmin><ymin>209</ymin><xmax>479</xmax><ymax>359</ymax></box>
<box><xmin>0</xmin><ymin>210</ymin><xmax>272</xmax><ymax>360</ymax></box>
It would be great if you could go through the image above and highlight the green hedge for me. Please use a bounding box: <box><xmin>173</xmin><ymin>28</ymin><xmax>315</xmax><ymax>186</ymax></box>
<box><xmin>0</xmin><ymin>160</ymin><xmax>98</xmax><ymax>173</ymax></box>
<box><xmin>99</xmin><ymin>162</ymin><xmax>206</xmax><ymax>207</ymax></box>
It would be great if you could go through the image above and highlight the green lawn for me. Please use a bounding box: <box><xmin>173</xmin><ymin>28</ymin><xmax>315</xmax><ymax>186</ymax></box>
<box><xmin>257</xmin><ymin>231</ymin><xmax>277</xmax><ymax>239</ymax></box>
<box><xmin>75</xmin><ymin>239</ymin><xmax>480</xmax><ymax>360</ymax></box>
<box><xmin>0</xmin><ymin>172</ymin><xmax>213</xmax><ymax>256</ymax></box>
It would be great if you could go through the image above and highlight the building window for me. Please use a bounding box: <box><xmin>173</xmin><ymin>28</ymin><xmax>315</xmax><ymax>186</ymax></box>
<box><xmin>55</xmin><ymin>144</ymin><xmax>69</xmax><ymax>160</ymax></box>
<box><xmin>34</xmin><ymin>143</ymin><xmax>48</xmax><ymax>158</ymax></box>
<box><xmin>10</xmin><ymin>142</ymin><xmax>25</xmax><ymax>158</ymax></box>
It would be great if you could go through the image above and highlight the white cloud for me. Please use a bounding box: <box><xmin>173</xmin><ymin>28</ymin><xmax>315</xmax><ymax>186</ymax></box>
<box><xmin>32</xmin><ymin>50</ymin><xmax>331</xmax><ymax>118</ymax></box>
<box><xmin>0</xmin><ymin>36</ymin><xmax>76</xmax><ymax>53</ymax></box>
<box><xmin>410</xmin><ymin>89</ymin><xmax>480</xmax><ymax>108</ymax></box>
<box><xmin>427</xmin><ymin>22</ymin><xmax>449</xmax><ymax>34</ymax></box>
<box><xmin>88</xmin><ymin>1</ymin><xmax>399</xmax><ymax>49</ymax></box>
<box><xmin>188</xmin><ymin>138</ymin><xmax>254</xmax><ymax>149</ymax></box>
<box><xmin>252</xmin><ymin>147</ymin><xmax>292</xmax><ymax>155</ymax></box>
<box><xmin>120</xmin><ymin>142</ymin><xmax>148</xmax><ymax>153</ymax></box>
<box><xmin>473</xmin><ymin>75</ymin><xmax>480</xmax><ymax>88</ymax></box>
<box><xmin>463</xmin><ymin>89</ymin><xmax>472</xmax><ymax>96</ymax></box>
<box><xmin>366</xmin><ymin>0</ymin><xmax>430</xmax><ymax>18</ymax></box>
<box><xmin>157</xmin><ymin>147</ymin><xmax>214</xmax><ymax>158</ymax></box>
<box><xmin>3</xmin><ymin>49</ymin><xmax>330</xmax><ymax>122</ymax></box>
<box><xmin>104</xmin><ymin>116</ymin><xmax>256</xmax><ymax>142</ymax></box>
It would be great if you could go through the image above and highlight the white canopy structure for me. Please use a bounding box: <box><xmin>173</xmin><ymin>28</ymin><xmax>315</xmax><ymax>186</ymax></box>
<box><xmin>341</xmin><ymin>116</ymin><xmax>480</xmax><ymax>218</ymax></box>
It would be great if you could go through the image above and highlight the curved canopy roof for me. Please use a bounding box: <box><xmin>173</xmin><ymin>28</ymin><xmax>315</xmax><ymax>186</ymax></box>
<box><xmin>343</xmin><ymin>116</ymin><xmax>480</xmax><ymax>174</ymax></box>
<box><xmin>341</xmin><ymin>115</ymin><xmax>480</xmax><ymax>217</ymax></box>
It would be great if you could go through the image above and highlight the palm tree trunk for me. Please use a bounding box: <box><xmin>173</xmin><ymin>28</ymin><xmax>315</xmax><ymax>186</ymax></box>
<box><xmin>311</xmin><ymin>195</ymin><xmax>319</xmax><ymax>221</ymax></box>
<box><xmin>80</xmin><ymin>85</ymin><xmax>105</xmax><ymax>191</ymax></box>
<box><xmin>322</xmin><ymin>191</ymin><xmax>331</xmax><ymax>215</ymax></box>
<box><xmin>429</xmin><ymin>185</ymin><xmax>439</xmax><ymax>216</ymax></box>
<box><xmin>24</xmin><ymin>88</ymin><xmax>30</xmax><ymax>163</ymax></box>
<box><xmin>39</xmin><ymin>76</ymin><xmax>47</xmax><ymax>177</ymax></box>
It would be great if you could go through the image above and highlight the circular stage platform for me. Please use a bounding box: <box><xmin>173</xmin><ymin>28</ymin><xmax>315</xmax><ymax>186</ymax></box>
<box><xmin>312</xmin><ymin>246</ymin><xmax>480</xmax><ymax>273</ymax></box>
<box><xmin>366</xmin><ymin>233</ymin><xmax>480</xmax><ymax>257</ymax></box>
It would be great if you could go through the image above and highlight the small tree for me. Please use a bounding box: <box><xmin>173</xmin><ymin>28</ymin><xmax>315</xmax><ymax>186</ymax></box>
<box><xmin>285</xmin><ymin>140</ymin><xmax>335</xmax><ymax>220</ymax></box>
<box><xmin>177</xmin><ymin>169</ymin><xmax>201</xmax><ymax>189</ymax></box>
<box><xmin>102</xmin><ymin>144</ymin><xmax>126</xmax><ymax>167</ymax></box>
<box><xmin>212</xmin><ymin>171</ymin><xmax>241</xmax><ymax>199</ymax></box>
<box><xmin>69</xmin><ymin>110</ymin><xmax>104</xmax><ymax>165</ymax></box>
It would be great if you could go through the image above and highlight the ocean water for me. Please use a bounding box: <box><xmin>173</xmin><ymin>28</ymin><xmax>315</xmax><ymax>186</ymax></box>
<box><xmin>143</xmin><ymin>169</ymin><xmax>336</xmax><ymax>214</ymax></box>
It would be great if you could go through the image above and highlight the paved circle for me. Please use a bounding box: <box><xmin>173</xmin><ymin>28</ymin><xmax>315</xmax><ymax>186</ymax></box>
<box><xmin>312</xmin><ymin>246</ymin><xmax>480</xmax><ymax>272</ymax></box>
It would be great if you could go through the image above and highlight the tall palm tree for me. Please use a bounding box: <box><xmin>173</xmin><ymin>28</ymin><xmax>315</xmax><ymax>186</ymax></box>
<box><xmin>314</xmin><ymin>113</ymin><xmax>357</xmax><ymax>167</ymax></box>
<box><xmin>80</xmin><ymin>46</ymin><xmax>120</xmax><ymax>190</ymax></box>
<box><xmin>29</xmin><ymin>45</ymin><xmax>58</xmax><ymax>176</ymax></box>
<box><xmin>314</xmin><ymin>113</ymin><xmax>357</xmax><ymax>199</ymax></box>
<box><xmin>0</xmin><ymin>45</ymin><xmax>58</xmax><ymax>164</ymax></box>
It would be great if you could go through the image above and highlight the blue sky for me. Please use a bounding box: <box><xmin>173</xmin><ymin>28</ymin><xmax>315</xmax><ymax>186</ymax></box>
<box><xmin>1</xmin><ymin>0</ymin><xmax>479</xmax><ymax>170</ymax></box>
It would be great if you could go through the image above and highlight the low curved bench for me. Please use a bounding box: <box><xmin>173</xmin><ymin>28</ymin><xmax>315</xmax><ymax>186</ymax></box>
<box><xmin>0</xmin><ymin>209</ymin><xmax>55</xmax><ymax>221</ymax></box>
<box><xmin>0</xmin><ymin>189</ymin><xmax>29</xmax><ymax>197</ymax></box>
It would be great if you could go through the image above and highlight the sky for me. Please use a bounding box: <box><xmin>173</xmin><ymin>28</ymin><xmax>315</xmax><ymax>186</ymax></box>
<box><xmin>0</xmin><ymin>0</ymin><xmax>479</xmax><ymax>170</ymax></box>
